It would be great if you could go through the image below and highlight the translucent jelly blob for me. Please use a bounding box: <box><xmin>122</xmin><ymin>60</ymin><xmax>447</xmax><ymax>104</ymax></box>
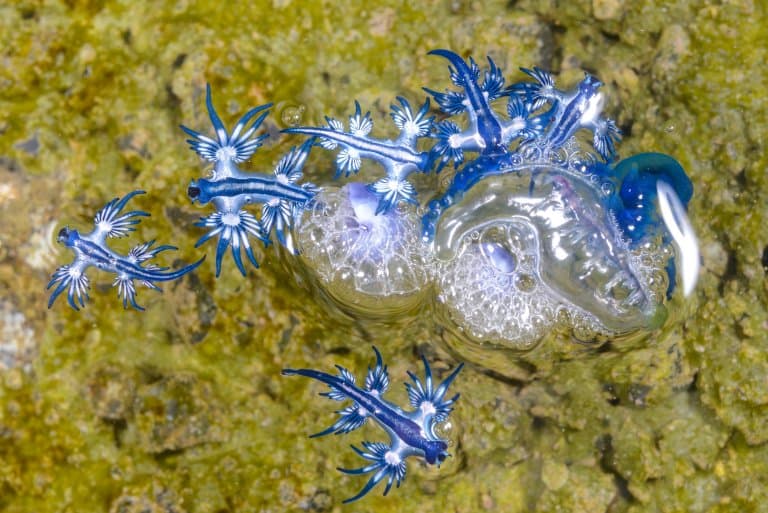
<box><xmin>296</xmin><ymin>182</ymin><xmax>432</xmax><ymax>316</ymax></box>
<box><xmin>432</xmin><ymin>165</ymin><xmax>671</xmax><ymax>349</ymax></box>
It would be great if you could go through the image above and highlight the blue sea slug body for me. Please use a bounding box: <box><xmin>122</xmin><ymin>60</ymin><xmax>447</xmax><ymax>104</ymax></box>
<box><xmin>284</xmin><ymin>96</ymin><xmax>434</xmax><ymax>213</ymax></box>
<box><xmin>283</xmin><ymin>347</ymin><xmax>463</xmax><ymax>502</ymax></box>
<box><xmin>181</xmin><ymin>84</ymin><xmax>317</xmax><ymax>276</ymax></box>
<box><xmin>47</xmin><ymin>190</ymin><xmax>204</xmax><ymax>311</ymax></box>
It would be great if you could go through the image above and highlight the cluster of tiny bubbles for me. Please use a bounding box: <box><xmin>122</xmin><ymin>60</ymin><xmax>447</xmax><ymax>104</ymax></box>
<box><xmin>295</xmin><ymin>182</ymin><xmax>432</xmax><ymax>317</ymax></box>
<box><xmin>432</xmin><ymin>222</ymin><xmax>557</xmax><ymax>350</ymax></box>
<box><xmin>631</xmin><ymin>237</ymin><xmax>673</xmax><ymax>306</ymax></box>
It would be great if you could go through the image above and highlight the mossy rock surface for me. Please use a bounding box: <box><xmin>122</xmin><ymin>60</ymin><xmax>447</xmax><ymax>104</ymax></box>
<box><xmin>1</xmin><ymin>1</ymin><xmax>767</xmax><ymax>512</ymax></box>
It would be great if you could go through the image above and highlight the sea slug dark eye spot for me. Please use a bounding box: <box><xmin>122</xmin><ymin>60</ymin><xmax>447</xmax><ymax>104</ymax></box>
<box><xmin>57</xmin><ymin>227</ymin><xmax>70</xmax><ymax>242</ymax></box>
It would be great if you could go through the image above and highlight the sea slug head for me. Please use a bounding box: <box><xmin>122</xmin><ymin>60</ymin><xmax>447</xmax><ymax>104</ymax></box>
<box><xmin>187</xmin><ymin>179</ymin><xmax>213</xmax><ymax>205</ymax></box>
<box><xmin>423</xmin><ymin>439</ymin><xmax>449</xmax><ymax>465</ymax></box>
<box><xmin>56</xmin><ymin>226</ymin><xmax>79</xmax><ymax>247</ymax></box>
<box><xmin>579</xmin><ymin>74</ymin><xmax>603</xmax><ymax>96</ymax></box>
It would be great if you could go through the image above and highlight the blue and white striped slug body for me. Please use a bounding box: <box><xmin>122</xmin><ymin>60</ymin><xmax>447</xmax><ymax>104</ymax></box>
<box><xmin>47</xmin><ymin>190</ymin><xmax>204</xmax><ymax>311</ymax></box>
<box><xmin>283</xmin><ymin>347</ymin><xmax>463</xmax><ymax>503</ymax></box>
<box><xmin>181</xmin><ymin>84</ymin><xmax>317</xmax><ymax>276</ymax></box>
<box><xmin>284</xmin><ymin>97</ymin><xmax>434</xmax><ymax>214</ymax></box>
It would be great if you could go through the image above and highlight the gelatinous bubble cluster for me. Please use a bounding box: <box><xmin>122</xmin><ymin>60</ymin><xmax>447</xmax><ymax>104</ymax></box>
<box><xmin>297</xmin><ymin>183</ymin><xmax>432</xmax><ymax>315</ymax></box>
<box><xmin>434</xmin><ymin>225</ymin><xmax>558</xmax><ymax>349</ymax></box>
<box><xmin>431</xmin><ymin>155</ymin><xmax>672</xmax><ymax>348</ymax></box>
<box><xmin>297</xmin><ymin>148</ymin><xmax>676</xmax><ymax>349</ymax></box>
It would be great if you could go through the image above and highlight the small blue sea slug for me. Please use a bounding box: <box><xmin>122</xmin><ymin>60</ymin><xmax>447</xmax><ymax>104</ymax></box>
<box><xmin>181</xmin><ymin>85</ymin><xmax>317</xmax><ymax>277</ymax></box>
<box><xmin>47</xmin><ymin>190</ymin><xmax>204</xmax><ymax>311</ymax></box>
<box><xmin>283</xmin><ymin>347</ymin><xmax>463</xmax><ymax>502</ymax></box>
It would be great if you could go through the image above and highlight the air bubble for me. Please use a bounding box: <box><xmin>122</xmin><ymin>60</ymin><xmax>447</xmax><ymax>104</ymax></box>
<box><xmin>279</xmin><ymin>103</ymin><xmax>306</xmax><ymax>127</ymax></box>
<box><xmin>515</xmin><ymin>274</ymin><xmax>536</xmax><ymax>292</ymax></box>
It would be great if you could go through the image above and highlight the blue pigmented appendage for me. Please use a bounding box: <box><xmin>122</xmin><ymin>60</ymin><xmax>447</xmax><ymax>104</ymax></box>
<box><xmin>283</xmin><ymin>347</ymin><xmax>463</xmax><ymax>502</ymax></box>
<box><xmin>47</xmin><ymin>190</ymin><xmax>204</xmax><ymax>311</ymax></box>
<box><xmin>181</xmin><ymin>84</ymin><xmax>317</xmax><ymax>277</ymax></box>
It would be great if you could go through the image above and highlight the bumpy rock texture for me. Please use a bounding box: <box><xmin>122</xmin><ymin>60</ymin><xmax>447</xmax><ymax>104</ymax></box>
<box><xmin>0</xmin><ymin>1</ymin><xmax>766</xmax><ymax>512</ymax></box>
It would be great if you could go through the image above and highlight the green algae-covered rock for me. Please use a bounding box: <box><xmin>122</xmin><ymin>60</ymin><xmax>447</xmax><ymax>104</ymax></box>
<box><xmin>1</xmin><ymin>1</ymin><xmax>767</xmax><ymax>512</ymax></box>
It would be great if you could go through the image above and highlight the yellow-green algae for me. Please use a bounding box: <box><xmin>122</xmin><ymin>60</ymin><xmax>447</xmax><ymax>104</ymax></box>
<box><xmin>1</xmin><ymin>0</ymin><xmax>767</xmax><ymax>511</ymax></box>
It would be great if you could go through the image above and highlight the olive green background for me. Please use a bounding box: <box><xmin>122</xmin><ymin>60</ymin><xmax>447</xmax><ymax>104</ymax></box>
<box><xmin>1</xmin><ymin>0</ymin><xmax>766</xmax><ymax>512</ymax></box>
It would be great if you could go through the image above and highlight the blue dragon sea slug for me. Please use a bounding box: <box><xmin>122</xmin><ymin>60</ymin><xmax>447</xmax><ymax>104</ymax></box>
<box><xmin>181</xmin><ymin>84</ymin><xmax>317</xmax><ymax>277</ymax></box>
<box><xmin>47</xmin><ymin>190</ymin><xmax>204</xmax><ymax>311</ymax></box>
<box><xmin>284</xmin><ymin>98</ymin><xmax>436</xmax><ymax>314</ymax></box>
<box><xmin>283</xmin><ymin>347</ymin><xmax>463</xmax><ymax>502</ymax></box>
<box><xmin>282</xmin><ymin>49</ymin><xmax>699</xmax><ymax>350</ymax></box>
